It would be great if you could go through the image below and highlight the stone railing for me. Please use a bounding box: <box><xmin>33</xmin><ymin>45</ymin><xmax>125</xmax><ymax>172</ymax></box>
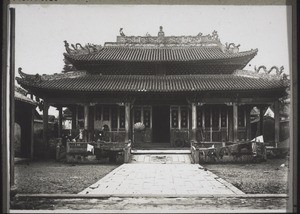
<box><xmin>65</xmin><ymin>139</ymin><xmax>132</xmax><ymax>163</ymax></box>
<box><xmin>190</xmin><ymin>140</ymin><xmax>267</xmax><ymax>164</ymax></box>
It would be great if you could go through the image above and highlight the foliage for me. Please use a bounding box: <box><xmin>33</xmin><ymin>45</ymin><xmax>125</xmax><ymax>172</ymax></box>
<box><xmin>133</xmin><ymin>122</ymin><xmax>145</xmax><ymax>131</ymax></box>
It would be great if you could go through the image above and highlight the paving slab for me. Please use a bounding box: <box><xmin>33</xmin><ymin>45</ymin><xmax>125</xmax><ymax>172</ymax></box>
<box><xmin>79</xmin><ymin>162</ymin><xmax>244</xmax><ymax>195</ymax></box>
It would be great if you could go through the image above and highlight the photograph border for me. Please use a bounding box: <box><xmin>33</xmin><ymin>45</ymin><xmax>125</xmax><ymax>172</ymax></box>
<box><xmin>1</xmin><ymin>0</ymin><xmax>297</xmax><ymax>213</ymax></box>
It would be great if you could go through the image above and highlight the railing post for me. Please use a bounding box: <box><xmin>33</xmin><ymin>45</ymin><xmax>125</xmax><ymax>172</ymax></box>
<box><xmin>124</xmin><ymin>140</ymin><xmax>132</xmax><ymax>163</ymax></box>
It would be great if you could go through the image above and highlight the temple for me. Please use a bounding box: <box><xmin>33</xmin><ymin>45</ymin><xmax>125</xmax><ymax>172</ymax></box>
<box><xmin>16</xmin><ymin>27</ymin><xmax>289</xmax><ymax>152</ymax></box>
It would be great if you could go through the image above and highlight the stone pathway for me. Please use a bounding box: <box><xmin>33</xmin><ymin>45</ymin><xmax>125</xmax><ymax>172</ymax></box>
<box><xmin>79</xmin><ymin>154</ymin><xmax>244</xmax><ymax>195</ymax></box>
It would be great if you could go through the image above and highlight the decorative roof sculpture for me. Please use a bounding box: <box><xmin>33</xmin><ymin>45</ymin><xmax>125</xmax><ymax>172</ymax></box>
<box><xmin>63</xmin><ymin>40</ymin><xmax>102</xmax><ymax>55</ymax></box>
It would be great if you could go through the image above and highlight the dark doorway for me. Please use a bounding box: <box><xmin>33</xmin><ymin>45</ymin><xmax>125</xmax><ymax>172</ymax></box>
<box><xmin>152</xmin><ymin>106</ymin><xmax>170</xmax><ymax>143</ymax></box>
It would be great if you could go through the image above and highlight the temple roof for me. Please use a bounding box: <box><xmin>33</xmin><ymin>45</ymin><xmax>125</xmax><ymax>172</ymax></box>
<box><xmin>16</xmin><ymin>69</ymin><xmax>288</xmax><ymax>94</ymax></box>
<box><xmin>63</xmin><ymin>28</ymin><xmax>257</xmax><ymax>67</ymax></box>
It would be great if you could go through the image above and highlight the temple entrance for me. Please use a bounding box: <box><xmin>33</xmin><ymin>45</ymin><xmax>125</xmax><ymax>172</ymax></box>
<box><xmin>152</xmin><ymin>105</ymin><xmax>170</xmax><ymax>144</ymax></box>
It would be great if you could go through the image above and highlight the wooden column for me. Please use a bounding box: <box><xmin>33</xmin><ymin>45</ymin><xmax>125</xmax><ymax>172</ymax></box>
<box><xmin>30</xmin><ymin>108</ymin><xmax>34</xmax><ymax>159</ymax></box>
<box><xmin>89</xmin><ymin>106</ymin><xmax>94</xmax><ymax>141</ymax></box>
<box><xmin>245</xmin><ymin>106</ymin><xmax>251</xmax><ymax>140</ymax></box>
<box><xmin>274</xmin><ymin>101</ymin><xmax>280</xmax><ymax>148</ymax></box>
<box><xmin>233</xmin><ymin>103</ymin><xmax>238</xmax><ymax>143</ymax></box>
<box><xmin>259</xmin><ymin>105</ymin><xmax>264</xmax><ymax>136</ymax></box>
<box><xmin>43</xmin><ymin>101</ymin><xmax>49</xmax><ymax>148</ymax></box>
<box><xmin>84</xmin><ymin>104</ymin><xmax>89</xmax><ymax>142</ymax></box>
<box><xmin>71</xmin><ymin>106</ymin><xmax>77</xmax><ymax>130</ymax></box>
<box><xmin>58</xmin><ymin>107</ymin><xmax>63</xmax><ymax>138</ymax></box>
<box><xmin>227</xmin><ymin>105</ymin><xmax>233</xmax><ymax>142</ymax></box>
<box><xmin>125</xmin><ymin>103</ymin><xmax>131</xmax><ymax>142</ymax></box>
<box><xmin>191</xmin><ymin>102</ymin><xmax>197</xmax><ymax>142</ymax></box>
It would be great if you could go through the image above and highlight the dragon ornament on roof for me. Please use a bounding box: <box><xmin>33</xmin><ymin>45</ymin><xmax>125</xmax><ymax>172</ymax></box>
<box><xmin>253</xmin><ymin>65</ymin><xmax>289</xmax><ymax>83</ymax></box>
<box><xmin>18</xmin><ymin>67</ymin><xmax>42</xmax><ymax>84</ymax></box>
<box><xmin>64</xmin><ymin>40</ymin><xmax>102</xmax><ymax>55</ymax></box>
<box><xmin>254</xmin><ymin>65</ymin><xmax>284</xmax><ymax>75</ymax></box>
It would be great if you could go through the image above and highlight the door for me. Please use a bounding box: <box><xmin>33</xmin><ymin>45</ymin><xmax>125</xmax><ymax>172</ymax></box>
<box><xmin>152</xmin><ymin>105</ymin><xmax>170</xmax><ymax>143</ymax></box>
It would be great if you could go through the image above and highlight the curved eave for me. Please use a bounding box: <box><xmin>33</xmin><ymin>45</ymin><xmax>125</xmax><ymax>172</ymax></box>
<box><xmin>16</xmin><ymin>74</ymin><xmax>288</xmax><ymax>96</ymax></box>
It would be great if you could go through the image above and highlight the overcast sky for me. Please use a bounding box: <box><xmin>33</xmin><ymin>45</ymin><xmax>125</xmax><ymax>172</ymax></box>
<box><xmin>10</xmin><ymin>4</ymin><xmax>292</xmax><ymax>115</ymax></box>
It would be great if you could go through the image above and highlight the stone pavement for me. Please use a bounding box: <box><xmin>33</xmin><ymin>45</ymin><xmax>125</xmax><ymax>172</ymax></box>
<box><xmin>79</xmin><ymin>154</ymin><xmax>244</xmax><ymax>195</ymax></box>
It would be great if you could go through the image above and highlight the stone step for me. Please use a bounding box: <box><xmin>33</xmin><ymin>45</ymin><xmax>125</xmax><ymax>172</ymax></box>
<box><xmin>131</xmin><ymin>149</ymin><xmax>191</xmax><ymax>154</ymax></box>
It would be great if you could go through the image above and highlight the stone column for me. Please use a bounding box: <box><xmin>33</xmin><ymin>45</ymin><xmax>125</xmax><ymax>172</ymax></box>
<box><xmin>274</xmin><ymin>100</ymin><xmax>280</xmax><ymax>148</ymax></box>
<box><xmin>233</xmin><ymin>103</ymin><xmax>238</xmax><ymax>143</ymax></box>
<box><xmin>84</xmin><ymin>104</ymin><xmax>89</xmax><ymax>142</ymax></box>
<box><xmin>125</xmin><ymin>103</ymin><xmax>131</xmax><ymax>142</ymax></box>
<box><xmin>191</xmin><ymin>102</ymin><xmax>197</xmax><ymax>142</ymax></box>
<box><xmin>43</xmin><ymin>101</ymin><xmax>49</xmax><ymax>148</ymax></box>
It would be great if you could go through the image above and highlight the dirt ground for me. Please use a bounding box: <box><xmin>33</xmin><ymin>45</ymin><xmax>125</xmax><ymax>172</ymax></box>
<box><xmin>15</xmin><ymin>160</ymin><xmax>119</xmax><ymax>194</ymax></box>
<box><xmin>202</xmin><ymin>158</ymin><xmax>289</xmax><ymax>194</ymax></box>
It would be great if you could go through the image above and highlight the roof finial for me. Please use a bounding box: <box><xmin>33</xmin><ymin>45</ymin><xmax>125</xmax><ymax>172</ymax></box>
<box><xmin>158</xmin><ymin>26</ymin><xmax>165</xmax><ymax>37</ymax></box>
<box><xmin>120</xmin><ymin>28</ymin><xmax>125</xmax><ymax>37</ymax></box>
<box><xmin>64</xmin><ymin>40</ymin><xmax>72</xmax><ymax>54</ymax></box>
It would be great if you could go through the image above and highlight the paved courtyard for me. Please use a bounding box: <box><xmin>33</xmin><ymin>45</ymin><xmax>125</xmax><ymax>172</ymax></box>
<box><xmin>79</xmin><ymin>154</ymin><xmax>244</xmax><ymax>196</ymax></box>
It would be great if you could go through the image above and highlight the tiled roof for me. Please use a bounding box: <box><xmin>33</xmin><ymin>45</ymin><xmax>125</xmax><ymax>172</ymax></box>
<box><xmin>64</xmin><ymin>46</ymin><xmax>258</xmax><ymax>63</ymax></box>
<box><xmin>15</xmin><ymin>88</ymin><xmax>37</xmax><ymax>105</ymax></box>
<box><xmin>16</xmin><ymin>70</ymin><xmax>287</xmax><ymax>93</ymax></box>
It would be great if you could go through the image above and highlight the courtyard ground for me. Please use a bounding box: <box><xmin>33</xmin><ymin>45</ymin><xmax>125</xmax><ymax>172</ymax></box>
<box><xmin>202</xmin><ymin>158</ymin><xmax>289</xmax><ymax>194</ymax></box>
<box><xmin>14</xmin><ymin>160</ymin><xmax>119</xmax><ymax>194</ymax></box>
<box><xmin>14</xmin><ymin>158</ymin><xmax>288</xmax><ymax>195</ymax></box>
<box><xmin>12</xmin><ymin>157</ymin><xmax>289</xmax><ymax>211</ymax></box>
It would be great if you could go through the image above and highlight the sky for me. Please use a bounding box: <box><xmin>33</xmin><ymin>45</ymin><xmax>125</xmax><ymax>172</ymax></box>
<box><xmin>10</xmin><ymin>4</ymin><xmax>292</xmax><ymax>116</ymax></box>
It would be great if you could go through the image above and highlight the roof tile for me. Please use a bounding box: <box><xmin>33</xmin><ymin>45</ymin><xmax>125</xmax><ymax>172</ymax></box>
<box><xmin>65</xmin><ymin>46</ymin><xmax>257</xmax><ymax>63</ymax></box>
